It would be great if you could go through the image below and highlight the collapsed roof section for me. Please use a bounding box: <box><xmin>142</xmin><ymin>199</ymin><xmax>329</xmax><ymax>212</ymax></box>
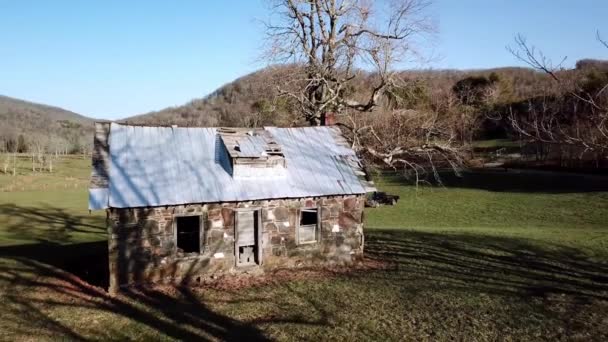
<box><xmin>217</xmin><ymin>128</ymin><xmax>287</xmax><ymax>179</ymax></box>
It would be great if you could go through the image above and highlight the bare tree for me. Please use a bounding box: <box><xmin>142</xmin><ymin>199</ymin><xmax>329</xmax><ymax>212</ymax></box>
<box><xmin>2</xmin><ymin>154</ymin><xmax>9</xmax><ymax>174</ymax></box>
<box><xmin>348</xmin><ymin>107</ymin><xmax>464</xmax><ymax>182</ymax></box>
<box><xmin>264</xmin><ymin>0</ymin><xmax>435</xmax><ymax>125</ymax></box>
<box><xmin>27</xmin><ymin>136</ymin><xmax>51</xmax><ymax>173</ymax></box>
<box><xmin>263</xmin><ymin>1</ymin><xmax>468</xmax><ymax>179</ymax></box>
<box><xmin>12</xmin><ymin>151</ymin><xmax>16</xmax><ymax>176</ymax></box>
<box><xmin>598</xmin><ymin>31</ymin><xmax>608</xmax><ymax>50</ymax></box>
<box><xmin>506</xmin><ymin>32</ymin><xmax>608</xmax><ymax>157</ymax></box>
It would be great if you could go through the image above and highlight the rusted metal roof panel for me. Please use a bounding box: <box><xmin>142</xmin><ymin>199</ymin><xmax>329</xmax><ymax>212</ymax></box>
<box><xmin>91</xmin><ymin>123</ymin><xmax>371</xmax><ymax>209</ymax></box>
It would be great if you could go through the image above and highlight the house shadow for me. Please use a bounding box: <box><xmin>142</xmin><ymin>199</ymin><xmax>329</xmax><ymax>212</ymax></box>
<box><xmin>382</xmin><ymin>169</ymin><xmax>608</xmax><ymax>193</ymax></box>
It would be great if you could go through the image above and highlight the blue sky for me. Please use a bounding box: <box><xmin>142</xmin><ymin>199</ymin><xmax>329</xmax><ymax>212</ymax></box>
<box><xmin>0</xmin><ymin>0</ymin><xmax>606</xmax><ymax>119</ymax></box>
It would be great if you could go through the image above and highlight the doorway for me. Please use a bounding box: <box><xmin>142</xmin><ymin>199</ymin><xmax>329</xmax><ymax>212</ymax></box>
<box><xmin>235</xmin><ymin>209</ymin><xmax>262</xmax><ymax>267</ymax></box>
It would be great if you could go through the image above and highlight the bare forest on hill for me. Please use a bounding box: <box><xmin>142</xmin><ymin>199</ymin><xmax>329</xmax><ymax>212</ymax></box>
<box><xmin>0</xmin><ymin>95</ymin><xmax>94</xmax><ymax>155</ymax></box>
<box><xmin>0</xmin><ymin>95</ymin><xmax>96</xmax><ymax>175</ymax></box>
<box><xmin>124</xmin><ymin>58</ymin><xmax>608</xmax><ymax>172</ymax></box>
<box><xmin>2</xmin><ymin>62</ymin><xmax>607</xmax><ymax>174</ymax></box>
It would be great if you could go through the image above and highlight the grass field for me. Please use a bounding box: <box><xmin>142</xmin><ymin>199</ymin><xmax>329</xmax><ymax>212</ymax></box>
<box><xmin>0</xmin><ymin>154</ymin><xmax>91</xmax><ymax>192</ymax></box>
<box><xmin>1</xmin><ymin>157</ymin><xmax>607</xmax><ymax>340</ymax></box>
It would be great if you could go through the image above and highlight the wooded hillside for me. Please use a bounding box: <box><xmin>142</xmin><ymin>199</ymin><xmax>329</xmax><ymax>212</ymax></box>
<box><xmin>124</xmin><ymin>64</ymin><xmax>572</xmax><ymax>133</ymax></box>
<box><xmin>2</xmin><ymin>59</ymin><xmax>606</xmax><ymax>168</ymax></box>
<box><xmin>126</xmin><ymin>61</ymin><xmax>606</xmax><ymax>138</ymax></box>
<box><xmin>124</xmin><ymin>65</ymin><xmax>301</xmax><ymax>128</ymax></box>
<box><xmin>0</xmin><ymin>95</ymin><xmax>95</xmax><ymax>154</ymax></box>
<box><xmin>125</xmin><ymin>59</ymin><xmax>608</xmax><ymax>170</ymax></box>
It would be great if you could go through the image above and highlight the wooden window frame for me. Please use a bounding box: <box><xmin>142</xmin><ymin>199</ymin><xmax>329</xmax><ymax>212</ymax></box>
<box><xmin>297</xmin><ymin>207</ymin><xmax>320</xmax><ymax>245</ymax></box>
<box><xmin>173</xmin><ymin>213</ymin><xmax>206</xmax><ymax>256</ymax></box>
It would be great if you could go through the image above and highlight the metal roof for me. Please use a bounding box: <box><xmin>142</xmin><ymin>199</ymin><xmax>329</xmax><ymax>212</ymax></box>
<box><xmin>221</xmin><ymin>132</ymin><xmax>268</xmax><ymax>157</ymax></box>
<box><xmin>89</xmin><ymin>123</ymin><xmax>374</xmax><ymax>209</ymax></box>
<box><xmin>234</xmin><ymin>134</ymin><xmax>268</xmax><ymax>157</ymax></box>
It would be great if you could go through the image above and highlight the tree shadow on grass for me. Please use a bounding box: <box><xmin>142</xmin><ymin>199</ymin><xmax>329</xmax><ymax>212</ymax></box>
<box><xmin>0</xmin><ymin>204</ymin><xmax>292</xmax><ymax>340</ymax></box>
<box><xmin>0</xmin><ymin>203</ymin><xmax>109</xmax><ymax>288</ymax></box>
<box><xmin>381</xmin><ymin>169</ymin><xmax>608</xmax><ymax>193</ymax></box>
<box><xmin>2</xmin><ymin>203</ymin><xmax>608</xmax><ymax>339</ymax></box>
<box><xmin>365</xmin><ymin>229</ymin><xmax>608</xmax><ymax>302</ymax></box>
<box><xmin>1</xmin><ymin>241</ymin><xmax>109</xmax><ymax>289</ymax></box>
<box><xmin>0</xmin><ymin>203</ymin><xmax>106</xmax><ymax>244</ymax></box>
<box><xmin>0</xmin><ymin>255</ymin><xmax>271</xmax><ymax>341</ymax></box>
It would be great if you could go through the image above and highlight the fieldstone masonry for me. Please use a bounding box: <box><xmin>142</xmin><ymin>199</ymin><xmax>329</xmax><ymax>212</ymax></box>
<box><xmin>108</xmin><ymin>194</ymin><xmax>366</xmax><ymax>293</ymax></box>
<box><xmin>89</xmin><ymin>122</ymin><xmax>110</xmax><ymax>189</ymax></box>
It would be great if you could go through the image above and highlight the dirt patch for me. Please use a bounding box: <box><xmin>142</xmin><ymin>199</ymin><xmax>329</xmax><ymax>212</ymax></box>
<box><xmin>137</xmin><ymin>257</ymin><xmax>392</xmax><ymax>294</ymax></box>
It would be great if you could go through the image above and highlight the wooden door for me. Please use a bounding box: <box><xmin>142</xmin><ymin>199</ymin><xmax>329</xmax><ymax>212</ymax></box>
<box><xmin>235</xmin><ymin>210</ymin><xmax>262</xmax><ymax>266</ymax></box>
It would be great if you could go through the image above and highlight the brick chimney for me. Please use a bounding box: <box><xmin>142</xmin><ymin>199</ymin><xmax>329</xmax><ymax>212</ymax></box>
<box><xmin>324</xmin><ymin>112</ymin><xmax>336</xmax><ymax>126</ymax></box>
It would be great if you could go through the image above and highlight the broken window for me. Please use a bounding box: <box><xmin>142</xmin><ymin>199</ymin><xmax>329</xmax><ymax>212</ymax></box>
<box><xmin>175</xmin><ymin>216</ymin><xmax>201</xmax><ymax>254</ymax></box>
<box><xmin>298</xmin><ymin>209</ymin><xmax>318</xmax><ymax>244</ymax></box>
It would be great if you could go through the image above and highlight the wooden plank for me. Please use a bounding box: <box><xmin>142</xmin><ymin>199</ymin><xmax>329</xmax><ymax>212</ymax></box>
<box><xmin>299</xmin><ymin>225</ymin><xmax>316</xmax><ymax>243</ymax></box>
<box><xmin>255</xmin><ymin>210</ymin><xmax>263</xmax><ymax>265</ymax></box>
<box><xmin>236</xmin><ymin>211</ymin><xmax>255</xmax><ymax>246</ymax></box>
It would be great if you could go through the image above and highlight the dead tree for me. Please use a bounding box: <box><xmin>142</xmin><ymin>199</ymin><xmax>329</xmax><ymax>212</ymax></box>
<box><xmin>506</xmin><ymin>33</ymin><xmax>608</xmax><ymax>158</ymax></box>
<box><xmin>264</xmin><ymin>0</ymin><xmax>465</xmax><ymax>178</ymax></box>
<box><xmin>47</xmin><ymin>154</ymin><xmax>53</xmax><ymax>173</ymax></box>
<box><xmin>2</xmin><ymin>154</ymin><xmax>9</xmax><ymax>174</ymax></box>
<box><xmin>12</xmin><ymin>151</ymin><xmax>16</xmax><ymax>176</ymax></box>
<box><xmin>347</xmin><ymin>107</ymin><xmax>464</xmax><ymax>182</ymax></box>
<box><xmin>265</xmin><ymin>0</ymin><xmax>434</xmax><ymax>124</ymax></box>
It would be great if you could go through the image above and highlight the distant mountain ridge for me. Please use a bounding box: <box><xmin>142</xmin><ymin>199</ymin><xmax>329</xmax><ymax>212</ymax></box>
<box><xmin>0</xmin><ymin>95</ymin><xmax>93</xmax><ymax>123</ymax></box>
<box><xmin>0</xmin><ymin>95</ymin><xmax>97</xmax><ymax>152</ymax></box>
<box><xmin>123</xmin><ymin>66</ymin><xmax>298</xmax><ymax>128</ymax></box>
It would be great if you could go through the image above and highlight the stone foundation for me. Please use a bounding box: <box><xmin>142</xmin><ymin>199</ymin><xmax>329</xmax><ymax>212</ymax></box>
<box><xmin>107</xmin><ymin>195</ymin><xmax>366</xmax><ymax>293</ymax></box>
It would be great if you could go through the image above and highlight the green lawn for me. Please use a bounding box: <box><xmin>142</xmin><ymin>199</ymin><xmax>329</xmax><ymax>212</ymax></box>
<box><xmin>0</xmin><ymin>190</ymin><xmax>105</xmax><ymax>246</ymax></box>
<box><xmin>1</xmin><ymin>159</ymin><xmax>607</xmax><ymax>340</ymax></box>
<box><xmin>0</xmin><ymin>154</ymin><xmax>91</xmax><ymax>192</ymax></box>
<box><xmin>367</xmin><ymin>171</ymin><xmax>608</xmax><ymax>258</ymax></box>
<box><xmin>0</xmin><ymin>155</ymin><xmax>104</xmax><ymax>246</ymax></box>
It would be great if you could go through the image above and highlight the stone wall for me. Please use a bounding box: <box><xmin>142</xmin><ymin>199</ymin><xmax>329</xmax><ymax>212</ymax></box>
<box><xmin>107</xmin><ymin>195</ymin><xmax>366</xmax><ymax>293</ymax></box>
<box><xmin>90</xmin><ymin>122</ymin><xmax>110</xmax><ymax>189</ymax></box>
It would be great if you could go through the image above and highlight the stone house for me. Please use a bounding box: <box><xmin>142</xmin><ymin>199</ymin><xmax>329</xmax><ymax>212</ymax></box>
<box><xmin>89</xmin><ymin>122</ymin><xmax>375</xmax><ymax>293</ymax></box>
